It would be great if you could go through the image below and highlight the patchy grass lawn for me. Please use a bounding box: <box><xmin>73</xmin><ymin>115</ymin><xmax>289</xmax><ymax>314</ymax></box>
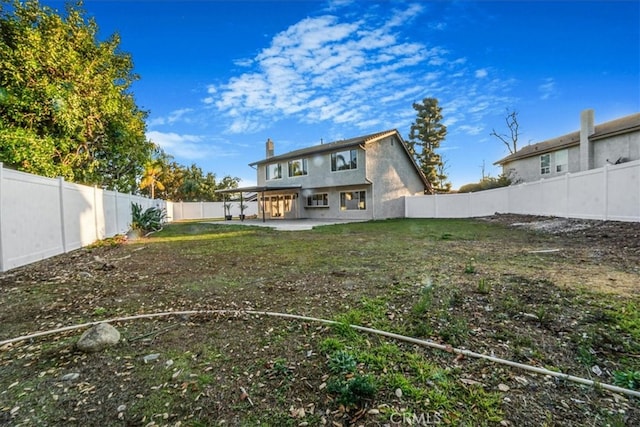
<box><xmin>0</xmin><ymin>217</ymin><xmax>638</xmax><ymax>426</ymax></box>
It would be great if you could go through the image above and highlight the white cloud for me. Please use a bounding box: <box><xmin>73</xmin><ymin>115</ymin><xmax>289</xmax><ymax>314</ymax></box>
<box><xmin>148</xmin><ymin>109</ymin><xmax>195</xmax><ymax>127</ymax></box>
<box><xmin>475</xmin><ymin>68</ymin><xmax>488</xmax><ymax>78</ymax></box>
<box><xmin>538</xmin><ymin>77</ymin><xmax>556</xmax><ymax>100</ymax></box>
<box><xmin>147</xmin><ymin>131</ymin><xmax>206</xmax><ymax>160</ymax></box>
<box><xmin>206</xmin><ymin>3</ymin><xmax>515</xmax><ymax>137</ymax></box>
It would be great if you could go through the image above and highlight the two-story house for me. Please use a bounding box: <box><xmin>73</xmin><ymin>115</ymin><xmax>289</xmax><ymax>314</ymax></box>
<box><xmin>495</xmin><ymin>110</ymin><xmax>640</xmax><ymax>183</ymax></box>
<box><xmin>238</xmin><ymin>129</ymin><xmax>430</xmax><ymax>220</ymax></box>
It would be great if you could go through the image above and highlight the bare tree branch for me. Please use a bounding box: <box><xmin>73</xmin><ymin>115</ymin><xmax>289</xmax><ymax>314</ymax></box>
<box><xmin>490</xmin><ymin>109</ymin><xmax>520</xmax><ymax>154</ymax></box>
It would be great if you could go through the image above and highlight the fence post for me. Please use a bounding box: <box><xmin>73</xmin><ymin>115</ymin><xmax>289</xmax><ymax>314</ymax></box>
<box><xmin>0</xmin><ymin>163</ymin><xmax>4</xmax><ymax>272</ymax></box>
<box><xmin>93</xmin><ymin>185</ymin><xmax>99</xmax><ymax>242</ymax></box>
<box><xmin>603</xmin><ymin>164</ymin><xmax>609</xmax><ymax>220</ymax></box>
<box><xmin>433</xmin><ymin>193</ymin><xmax>438</xmax><ymax>218</ymax></box>
<box><xmin>58</xmin><ymin>177</ymin><xmax>68</xmax><ymax>253</ymax></box>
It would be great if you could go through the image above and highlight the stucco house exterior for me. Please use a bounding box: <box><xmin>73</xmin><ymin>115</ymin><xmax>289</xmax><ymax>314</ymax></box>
<box><xmin>239</xmin><ymin>129</ymin><xmax>430</xmax><ymax>220</ymax></box>
<box><xmin>494</xmin><ymin>110</ymin><xmax>640</xmax><ymax>183</ymax></box>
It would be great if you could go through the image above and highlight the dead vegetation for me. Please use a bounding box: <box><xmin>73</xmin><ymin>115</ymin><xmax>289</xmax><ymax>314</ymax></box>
<box><xmin>0</xmin><ymin>215</ymin><xmax>638</xmax><ymax>426</ymax></box>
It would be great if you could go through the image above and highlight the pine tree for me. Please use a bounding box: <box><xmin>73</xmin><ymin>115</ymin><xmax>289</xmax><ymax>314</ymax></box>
<box><xmin>406</xmin><ymin>98</ymin><xmax>448</xmax><ymax>192</ymax></box>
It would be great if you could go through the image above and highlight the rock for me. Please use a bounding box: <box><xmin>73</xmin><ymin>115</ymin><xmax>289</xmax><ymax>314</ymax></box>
<box><xmin>143</xmin><ymin>353</ymin><xmax>161</xmax><ymax>363</ymax></box>
<box><xmin>498</xmin><ymin>383</ymin><xmax>510</xmax><ymax>392</ymax></box>
<box><xmin>76</xmin><ymin>323</ymin><xmax>120</xmax><ymax>353</ymax></box>
<box><xmin>395</xmin><ymin>388</ymin><xmax>403</xmax><ymax>398</ymax></box>
<box><xmin>61</xmin><ymin>373</ymin><xmax>79</xmax><ymax>381</ymax></box>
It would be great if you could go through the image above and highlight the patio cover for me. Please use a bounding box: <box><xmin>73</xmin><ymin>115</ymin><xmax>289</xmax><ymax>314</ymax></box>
<box><xmin>215</xmin><ymin>185</ymin><xmax>302</xmax><ymax>222</ymax></box>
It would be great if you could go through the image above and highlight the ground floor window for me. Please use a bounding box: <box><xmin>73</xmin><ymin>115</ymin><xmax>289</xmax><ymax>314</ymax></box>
<box><xmin>307</xmin><ymin>193</ymin><xmax>328</xmax><ymax>207</ymax></box>
<box><xmin>340</xmin><ymin>190</ymin><xmax>366</xmax><ymax>210</ymax></box>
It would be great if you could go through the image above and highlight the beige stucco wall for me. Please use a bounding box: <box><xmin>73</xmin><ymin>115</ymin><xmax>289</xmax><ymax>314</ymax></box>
<box><xmin>366</xmin><ymin>135</ymin><xmax>426</xmax><ymax>218</ymax></box>
<box><xmin>254</xmin><ymin>134</ymin><xmax>426</xmax><ymax>219</ymax></box>
<box><xmin>503</xmin><ymin>129</ymin><xmax>639</xmax><ymax>183</ymax></box>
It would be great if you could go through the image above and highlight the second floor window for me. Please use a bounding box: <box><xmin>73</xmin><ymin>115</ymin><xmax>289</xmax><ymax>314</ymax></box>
<box><xmin>555</xmin><ymin>149</ymin><xmax>568</xmax><ymax>172</ymax></box>
<box><xmin>540</xmin><ymin>154</ymin><xmax>550</xmax><ymax>175</ymax></box>
<box><xmin>331</xmin><ymin>149</ymin><xmax>357</xmax><ymax>171</ymax></box>
<box><xmin>266</xmin><ymin>163</ymin><xmax>282</xmax><ymax>180</ymax></box>
<box><xmin>288</xmin><ymin>159</ymin><xmax>308</xmax><ymax>177</ymax></box>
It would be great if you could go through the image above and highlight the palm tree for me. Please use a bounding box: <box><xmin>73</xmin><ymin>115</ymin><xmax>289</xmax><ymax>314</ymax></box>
<box><xmin>140</xmin><ymin>162</ymin><xmax>165</xmax><ymax>199</ymax></box>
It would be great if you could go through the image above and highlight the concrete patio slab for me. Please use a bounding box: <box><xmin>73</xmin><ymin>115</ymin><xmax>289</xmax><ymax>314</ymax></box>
<box><xmin>217</xmin><ymin>218</ymin><xmax>367</xmax><ymax>231</ymax></box>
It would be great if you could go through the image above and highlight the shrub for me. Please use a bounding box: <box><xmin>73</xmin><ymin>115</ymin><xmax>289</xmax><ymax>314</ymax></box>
<box><xmin>131</xmin><ymin>202</ymin><xmax>166</xmax><ymax>233</ymax></box>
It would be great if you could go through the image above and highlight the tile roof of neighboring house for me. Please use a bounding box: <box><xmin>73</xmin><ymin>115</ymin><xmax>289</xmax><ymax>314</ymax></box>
<box><xmin>249</xmin><ymin>129</ymin><xmax>433</xmax><ymax>192</ymax></box>
<box><xmin>494</xmin><ymin>112</ymin><xmax>640</xmax><ymax>166</ymax></box>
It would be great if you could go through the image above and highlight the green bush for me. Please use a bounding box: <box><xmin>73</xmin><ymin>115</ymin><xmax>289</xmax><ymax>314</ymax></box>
<box><xmin>131</xmin><ymin>202</ymin><xmax>166</xmax><ymax>233</ymax></box>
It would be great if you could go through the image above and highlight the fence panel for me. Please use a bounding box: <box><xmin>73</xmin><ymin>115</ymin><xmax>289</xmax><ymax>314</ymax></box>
<box><xmin>0</xmin><ymin>164</ymin><xmax>158</xmax><ymax>272</ymax></box>
<box><xmin>1</xmin><ymin>169</ymin><xmax>65</xmax><ymax>271</ymax></box>
<box><xmin>406</xmin><ymin>160</ymin><xmax>639</xmax><ymax>222</ymax></box>
<box><xmin>607</xmin><ymin>162</ymin><xmax>639</xmax><ymax>221</ymax></box>
<box><xmin>169</xmin><ymin>201</ymin><xmax>258</xmax><ymax>221</ymax></box>
<box><xmin>566</xmin><ymin>169</ymin><xmax>605</xmax><ymax>220</ymax></box>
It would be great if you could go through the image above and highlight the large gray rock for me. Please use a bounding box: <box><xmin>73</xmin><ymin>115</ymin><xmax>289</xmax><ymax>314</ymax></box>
<box><xmin>76</xmin><ymin>323</ymin><xmax>120</xmax><ymax>353</ymax></box>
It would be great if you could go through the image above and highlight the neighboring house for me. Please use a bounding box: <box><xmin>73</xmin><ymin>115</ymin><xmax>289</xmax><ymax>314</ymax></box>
<box><xmin>236</xmin><ymin>129</ymin><xmax>431</xmax><ymax>220</ymax></box>
<box><xmin>495</xmin><ymin>110</ymin><xmax>640</xmax><ymax>183</ymax></box>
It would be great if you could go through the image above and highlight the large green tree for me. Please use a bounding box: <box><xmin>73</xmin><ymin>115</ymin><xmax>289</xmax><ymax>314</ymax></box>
<box><xmin>0</xmin><ymin>0</ymin><xmax>153</xmax><ymax>191</ymax></box>
<box><xmin>406</xmin><ymin>97</ymin><xmax>448</xmax><ymax>193</ymax></box>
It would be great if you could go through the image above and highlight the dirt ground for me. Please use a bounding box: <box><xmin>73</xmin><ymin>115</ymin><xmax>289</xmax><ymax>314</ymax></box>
<box><xmin>0</xmin><ymin>214</ymin><xmax>638</xmax><ymax>426</ymax></box>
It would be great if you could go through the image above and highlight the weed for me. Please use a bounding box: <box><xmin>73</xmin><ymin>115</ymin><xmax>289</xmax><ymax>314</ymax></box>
<box><xmin>269</xmin><ymin>357</ymin><xmax>292</xmax><ymax>377</ymax></box>
<box><xmin>464</xmin><ymin>258</ymin><xmax>476</xmax><ymax>274</ymax></box>
<box><xmin>328</xmin><ymin>351</ymin><xmax>357</xmax><ymax>374</ymax></box>
<box><xmin>326</xmin><ymin>374</ymin><xmax>377</xmax><ymax>408</ymax></box>
<box><xmin>439</xmin><ymin>317</ymin><xmax>469</xmax><ymax>346</ymax></box>
<box><xmin>577</xmin><ymin>346</ymin><xmax>597</xmax><ymax>366</ymax></box>
<box><xmin>319</xmin><ymin>338</ymin><xmax>344</xmax><ymax>354</ymax></box>
<box><xmin>612</xmin><ymin>369</ymin><xmax>640</xmax><ymax>390</ymax></box>
<box><xmin>411</xmin><ymin>282</ymin><xmax>434</xmax><ymax>316</ymax></box>
<box><xmin>477</xmin><ymin>278</ymin><xmax>491</xmax><ymax>294</ymax></box>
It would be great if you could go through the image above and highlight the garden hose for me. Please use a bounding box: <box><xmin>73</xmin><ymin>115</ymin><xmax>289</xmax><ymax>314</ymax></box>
<box><xmin>1</xmin><ymin>309</ymin><xmax>638</xmax><ymax>399</ymax></box>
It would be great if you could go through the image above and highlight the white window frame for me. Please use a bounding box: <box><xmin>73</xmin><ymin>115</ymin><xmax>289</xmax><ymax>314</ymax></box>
<box><xmin>306</xmin><ymin>193</ymin><xmax>329</xmax><ymax>208</ymax></box>
<box><xmin>540</xmin><ymin>154</ymin><xmax>550</xmax><ymax>175</ymax></box>
<box><xmin>266</xmin><ymin>163</ymin><xmax>282</xmax><ymax>180</ymax></box>
<box><xmin>340</xmin><ymin>190</ymin><xmax>366</xmax><ymax>210</ymax></box>
<box><xmin>288</xmin><ymin>158</ymin><xmax>308</xmax><ymax>177</ymax></box>
<box><xmin>331</xmin><ymin>149</ymin><xmax>357</xmax><ymax>172</ymax></box>
<box><xmin>555</xmin><ymin>149</ymin><xmax>568</xmax><ymax>173</ymax></box>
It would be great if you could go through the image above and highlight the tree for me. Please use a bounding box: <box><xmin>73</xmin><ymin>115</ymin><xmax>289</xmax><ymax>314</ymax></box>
<box><xmin>436</xmin><ymin>155</ymin><xmax>451</xmax><ymax>192</ymax></box>
<box><xmin>0</xmin><ymin>0</ymin><xmax>153</xmax><ymax>191</ymax></box>
<box><xmin>490</xmin><ymin>109</ymin><xmax>520</xmax><ymax>154</ymax></box>
<box><xmin>145</xmin><ymin>149</ymin><xmax>240</xmax><ymax>202</ymax></box>
<box><xmin>457</xmin><ymin>174</ymin><xmax>511</xmax><ymax>193</ymax></box>
<box><xmin>139</xmin><ymin>161</ymin><xmax>165</xmax><ymax>199</ymax></box>
<box><xmin>406</xmin><ymin>98</ymin><xmax>448</xmax><ymax>193</ymax></box>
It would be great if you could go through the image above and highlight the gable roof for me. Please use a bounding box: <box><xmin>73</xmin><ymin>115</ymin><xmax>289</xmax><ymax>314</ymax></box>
<box><xmin>494</xmin><ymin>112</ymin><xmax>640</xmax><ymax>166</ymax></box>
<box><xmin>250</xmin><ymin>129</ymin><xmax>433</xmax><ymax>193</ymax></box>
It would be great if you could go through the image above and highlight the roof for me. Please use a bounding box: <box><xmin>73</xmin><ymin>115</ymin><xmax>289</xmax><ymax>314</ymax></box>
<box><xmin>249</xmin><ymin>129</ymin><xmax>400</xmax><ymax>166</ymax></box>
<box><xmin>216</xmin><ymin>185</ymin><xmax>301</xmax><ymax>194</ymax></box>
<box><xmin>249</xmin><ymin>129</ymin><xmax>432</xmax><ymax>193</ymax></box>
<box><xmin>494</xmin><ymin>112</ymin><xmax>640</xmax><ymax>165</ymax></box>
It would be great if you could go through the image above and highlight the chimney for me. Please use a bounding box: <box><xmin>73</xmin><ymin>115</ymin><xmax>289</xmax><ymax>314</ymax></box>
<box><xmin>266</xmin><ymin>138</ymin><xmax>274</xmax><ymax>158</ymax></box>
<box><xmin>579</xmin><ymin>109</ymin><xmax>595</xmax><ymax>171</ymax></box>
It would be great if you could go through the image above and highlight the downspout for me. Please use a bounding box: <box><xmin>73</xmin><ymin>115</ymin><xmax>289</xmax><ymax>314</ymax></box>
<box><xmin>360</xmin><ymin>144</ymin><xmax>375</xmax><ymax>220</ymax></box>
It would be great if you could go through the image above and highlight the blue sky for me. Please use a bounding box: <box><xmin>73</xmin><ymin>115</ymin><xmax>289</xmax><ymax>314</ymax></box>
<box><xmin>44</xmin><ymin>0</ymin><xmax>639</xmax><ymax>189</ymax></box>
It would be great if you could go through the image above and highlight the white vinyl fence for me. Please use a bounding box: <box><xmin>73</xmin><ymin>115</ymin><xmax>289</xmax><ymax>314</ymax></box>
<box><xmin>168</xmin><ymin>201</ymin><xmax>259</xmax><ymax>221</ymax></box>
<box><xmin>406</xmin><ymin>160</ymin><xmax>640</xmax><ymax>222</ymax></box>
<box><xmin>0</xmin><ymin>164</ymin><xmax>162</xmax><ymax>272</ymax></box>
